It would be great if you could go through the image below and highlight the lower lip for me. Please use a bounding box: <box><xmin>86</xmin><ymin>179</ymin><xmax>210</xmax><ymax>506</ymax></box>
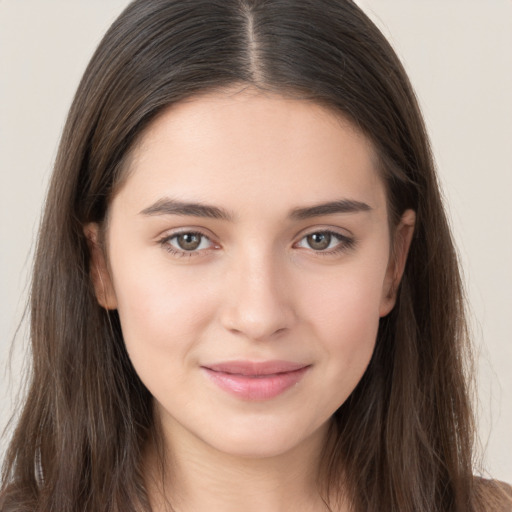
<box><xmin>202</xmin><ymin>366</ymin><xmax>309</xmax><ymax>401</ymax></box>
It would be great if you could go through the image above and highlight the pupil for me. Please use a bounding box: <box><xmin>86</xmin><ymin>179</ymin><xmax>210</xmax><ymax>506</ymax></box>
<box><xmin>308</xmin><ymin>232</ymin><xmax>331</xmax><ymax>250</ymax></box>
<box><xmin>178</xmin><ymin>233</ymin><xmax>200</xmax><ymax>250</ymax></box>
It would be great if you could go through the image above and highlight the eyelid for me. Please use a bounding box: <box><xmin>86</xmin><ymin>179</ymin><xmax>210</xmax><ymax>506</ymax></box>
<box><xmin>293</xmin><ymin>227</ymin><xmax>356</xmax><ymax>255</ymax></box>
<box><xmin>294</xmin><ymin>223</ymin><xmax>354</xmax><ymax>239</ymax></box>
<box><xmin>155</xmin><ymin>225</ymin><xmax>217</xmax><ymax>240</ymax></box>
<box><xmin>158</xmin><ymin>227</ymin><xmax>220</xmax><ymax>257</ymax></box>
<box><xmin>156</xmin><ymin>225</ymin><xmax>356</xmax><ymax>258</ymax></box>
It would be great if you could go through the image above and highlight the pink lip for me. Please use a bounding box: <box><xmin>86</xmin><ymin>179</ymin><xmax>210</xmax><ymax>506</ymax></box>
<box><xmin>201</xmin><ymin>360</ymin><xmax>310</xmax><ymax>401</ymax></box>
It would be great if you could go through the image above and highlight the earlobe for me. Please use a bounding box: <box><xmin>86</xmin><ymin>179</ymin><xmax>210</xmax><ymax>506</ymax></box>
<box><xmin>83</xmin><ymin>223</ymin><xmax>118</xmax><ymax>310</ymax></box>
<box><xmin>379</xmin><ymin>209</ymin><xmax>416</xmax><ymax>317</ymax></box>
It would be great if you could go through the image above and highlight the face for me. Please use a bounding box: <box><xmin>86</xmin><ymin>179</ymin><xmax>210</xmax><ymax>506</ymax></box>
<box><xmin>88</xmin><ymin>87</ymin><xmax>414</xmax><ymax>459</ymax></box>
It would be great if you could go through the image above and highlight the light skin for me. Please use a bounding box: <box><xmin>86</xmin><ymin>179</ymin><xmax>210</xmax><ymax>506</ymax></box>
<box><xmin>86</xmin><ymin>86</ymin><xmax>415</xmax><ymax>512</ymax></box>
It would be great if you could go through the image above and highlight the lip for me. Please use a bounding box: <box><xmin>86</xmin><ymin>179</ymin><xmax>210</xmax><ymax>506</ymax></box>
<box><xmin>201</xmin><ymin>360</ymin><xmax>310</xmax><ymax>401</ymax></box>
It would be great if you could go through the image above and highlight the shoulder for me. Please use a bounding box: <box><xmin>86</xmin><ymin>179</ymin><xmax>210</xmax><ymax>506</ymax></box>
<box><xmin>473</xmin><ymin>477</ymin><xmax>512</xmax><ymax>512</ymax></box>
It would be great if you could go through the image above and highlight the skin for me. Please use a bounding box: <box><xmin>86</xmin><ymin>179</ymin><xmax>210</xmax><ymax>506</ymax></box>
<box><xmin>87</xmin><ymin>86</ymin><xmax>415</xmax><ymax>511</ymax></box>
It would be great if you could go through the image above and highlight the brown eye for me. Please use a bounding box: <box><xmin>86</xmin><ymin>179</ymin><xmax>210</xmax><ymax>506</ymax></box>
<box><xmin>306</xmin><ymin>232</ymin><xmax>332</xmax><ymax>250</ymax></box>
<box><xmin>295</xmin><ymin>230</ymin><xmax>354</xmax><ymax>255</ymax></box>
<box><xmin>176</xmin><ymin>233</ymin><xmax>202</xmax><ymax>251</ymax></box>
<box><xmin>161</xmin><ymin>231</ymin><xmax>215</xmax><ymax>257</ymax></box>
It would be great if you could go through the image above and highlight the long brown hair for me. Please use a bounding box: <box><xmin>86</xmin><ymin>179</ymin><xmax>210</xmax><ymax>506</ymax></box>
<box><xmin>0</xmin><ymin>1</ymin><xmax>504</xmax><ymax>510</ymax></box>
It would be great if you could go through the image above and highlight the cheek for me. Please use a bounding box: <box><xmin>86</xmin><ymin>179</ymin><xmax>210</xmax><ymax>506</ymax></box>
<box><xmin>299</xmin><ymin>263</ymin><xmax>386</xmax><ymax>393</ymax></box>
<box><xmin>305</xmin><ymin>261</ymin><xmax>386</xmax><ymax>337</ymax></box>
<box><xmin>110</xmin><ymin>260</ymin><xmax>216</xmax><ymax>369</ymax></box>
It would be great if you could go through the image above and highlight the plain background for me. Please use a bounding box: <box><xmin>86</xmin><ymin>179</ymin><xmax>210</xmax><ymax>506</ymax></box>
<box><xmin>1</xmin><ymin>0</ymin><xmax>511</xmax><ymax>482</ymax></box>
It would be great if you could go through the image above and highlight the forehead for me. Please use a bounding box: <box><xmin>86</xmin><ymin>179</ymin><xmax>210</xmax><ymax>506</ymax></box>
<box><xmin>114</xmin><ymin>87</ymin><xmax>386</xmax><ymax>216</ymax></box>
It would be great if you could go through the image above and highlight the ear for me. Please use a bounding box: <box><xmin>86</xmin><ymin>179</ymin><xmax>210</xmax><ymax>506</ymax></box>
<box><xmin>379</xmin><ymin>209</ymin><xmax>416</xmax><ymax>317</ymax></box>
<box><xmin>83</xmin><ymin>223</ymin><xmax>118</xmax><ymax>310</ymax></box>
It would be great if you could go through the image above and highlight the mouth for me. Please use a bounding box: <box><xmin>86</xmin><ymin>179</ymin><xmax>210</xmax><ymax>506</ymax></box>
<box><xmin>200</xmin><ymin>360</ymin><xmax>311</xmax><ymax>401</ymax></box>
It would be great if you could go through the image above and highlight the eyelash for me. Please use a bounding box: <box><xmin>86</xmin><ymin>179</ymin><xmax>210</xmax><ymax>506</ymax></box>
<box><xmin>158</xmin><ymin>229</ymin><xmax>355</xmax><ymax>258</ymax></box>
<box><xmin>159</xmin><ymin>231</ymin><xmax>215</xmax><ymax>258</ymax></box>
<box><xmin>294</xmin><ymin>231</ymin><xmax>355</xmax><ymax>256</ymax></box>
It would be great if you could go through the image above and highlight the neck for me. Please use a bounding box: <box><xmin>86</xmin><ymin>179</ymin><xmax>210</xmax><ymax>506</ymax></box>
<box><xmin>144</xmin><ymin>418</ymin><xmax>340</xmax><ymax>512</ymax></box>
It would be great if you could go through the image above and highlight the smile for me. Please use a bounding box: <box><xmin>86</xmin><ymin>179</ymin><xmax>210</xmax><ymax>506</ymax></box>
<box><xmin>201</xmin><ymin>361</ymin><xmax>311</xmax><ymax>401</ymax></box>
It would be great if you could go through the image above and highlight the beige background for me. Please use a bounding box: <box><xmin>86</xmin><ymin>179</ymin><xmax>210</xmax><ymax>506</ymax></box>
<box><xmin>1</xmin><ymin>1</ymin><xmax>511</xmax><ymax>482</ymax></box>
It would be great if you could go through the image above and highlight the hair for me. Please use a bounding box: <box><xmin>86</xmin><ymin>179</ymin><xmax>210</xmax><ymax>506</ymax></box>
<box><xmin>1</xmin><ymin>1</ymin><xmax>509</xmax><ymax>511</ymax></box>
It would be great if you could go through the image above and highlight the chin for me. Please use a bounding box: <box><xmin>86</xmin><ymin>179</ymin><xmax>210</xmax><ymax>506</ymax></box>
<box><xmin>196</xmin><ymin>416</ymin><xmax>329</xmax><ymax>460</ymax></box>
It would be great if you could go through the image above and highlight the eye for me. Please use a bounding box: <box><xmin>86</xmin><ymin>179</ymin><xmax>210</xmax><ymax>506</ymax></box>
<box><xmin>295</xmin><ymin>230</ymin><xmax>354</xmax><ymax>253</ymax></box>
<box><xmin>161</xmin><ymin>231</ymin><xmax>215</xmax><ymax>255</ymax></box>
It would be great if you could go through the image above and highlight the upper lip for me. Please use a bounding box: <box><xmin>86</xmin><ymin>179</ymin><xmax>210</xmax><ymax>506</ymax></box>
<box><xmin>202</xmin><ymin>360</ymin><xmax>309</xmax><ymax>376</ymax></box>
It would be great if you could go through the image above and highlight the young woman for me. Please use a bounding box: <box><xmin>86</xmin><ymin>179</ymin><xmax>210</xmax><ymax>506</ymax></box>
<box><xmin>1</xmin><ymin>1</ymin><xmax>510</xmax><ymax>511</ymax></box>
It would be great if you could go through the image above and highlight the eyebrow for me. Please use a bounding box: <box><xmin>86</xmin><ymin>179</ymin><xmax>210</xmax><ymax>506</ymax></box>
<box><xmin>140</xmin><ymin>198</ymin><xmax>234</xmax><ymax>221</ymax></box>
<box><xmin>139</xmin><ymin>197</ymin><xmax>372</xmax><ymax>221</ymax></box>
<box><xmin>289</xmin><ymin>199</ymin><xmax>372</xmax><ymax>220</ymax></box>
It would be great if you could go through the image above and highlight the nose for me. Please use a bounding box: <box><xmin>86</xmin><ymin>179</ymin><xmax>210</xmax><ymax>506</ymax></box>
<box><xmin>219</xmin><ymin>251</ymin><xmax>297</xmax><ymax>341</ymax></box>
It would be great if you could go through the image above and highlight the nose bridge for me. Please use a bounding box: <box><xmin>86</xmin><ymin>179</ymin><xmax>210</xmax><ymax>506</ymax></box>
<box><xmin>220</xmin><ymin>243</ymin><xmax>296</xmax><ymax>340</ymax></box>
